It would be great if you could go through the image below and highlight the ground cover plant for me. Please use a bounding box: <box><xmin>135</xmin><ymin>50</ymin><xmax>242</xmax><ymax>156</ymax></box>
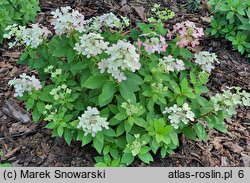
<box><xmin>4</xmin><ymin>5</ymin><xmax>250</xmax><ymax>167</ymax></box>
<box><xmin>207</xmin><ymin>0</ymin><xmax>250</xmax><ymax>57</ymax></box>
<box><xmin>0</xmin><ymin>0</ymin><xmax>40</xmax><ymax>43</ymax></box>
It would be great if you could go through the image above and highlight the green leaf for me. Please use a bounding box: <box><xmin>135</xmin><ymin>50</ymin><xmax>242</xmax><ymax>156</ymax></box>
<box><xmin>114</xmin><ymin>113</ymin><xmax>127</xmax><ymax>121</ymax></box>
<box><xmin>119</xmin><ymin>82</ymin><xmax>136</xmax><ymax>103</ymax></box>
<box><xmin>111</xmin><ymin>158</ymin><xmax>121</xmax><ymax>167</ymax></box>
<box><xmin>180</xmin><ymin>49</ymin><xmax>193</xmax><ymax>59</ymax></box>
<box><xmin>176</xmin><ymin>96</ymin><xmax>186</xmax><ymax>105</ymax></box>
<box><xmin>103</xmin><ymin>145</ymin><xmax>110</xmax><ymax>155</ymax></box>
<box><xmin>150</xmin><ymin>140</ymin><xmax>160</xmax><ymax>154</ymax></box>
<box><xmin>170</xmin><ymin>133</ymin><xmax>179</xmax><ymax>146</ymax></box>
<box><xmin>36</xmin><ymin>101</ymin><xmax>45</xmax><ymax>113</ymax></box>
<box><xmin>32</xmin><ymin>108</ymin><xmax>41</xmax><ymax>123</ymax></box>
<box><xmin>121</xmin><ymin>153</ymin><xmax>134</xmax><ymax>165</ymax></box>
<box><xmin>137</xmin><ymin>23</ymin><xmax>152</xmax><ymax>34</ymax></box>
<box><xmin>160</xmin><ymin>147</ymin><xmax>167</xmax><ymax>158</ymax></box>
<box><xmin>99</xmin><ymin>81</ymin><xmax>116</xmax><ymax>106</ymax></box>
<box><xmin>95</xmin><ymin>162</ymin><xmax>108</xmax><ymax>167</ymax></box>
<box><xmin>116</xmin><ymin>123</ymin><xmax>125</xmax><ymax>136</ymax></box>
<box><xmin>70</xmin><ymin>61</ymin><xmax>88</xmax><ymax>75</ymax></box>
<box><xmin>194</xmin><ymin>123</ymin><xmax>208</xmax><ymax>141</ymax></box>
<box><xmin>130</xmin><ymin>29</ymin><xmax>140</xmax><ymax>41</ymax></box>
<box><xmin>93</xmin><ymin>133</ymin><xmax>104</xmax><ymax>154</ymax></box>
<box><xmin>18</xmin><ymin>51</ymin><xmax>29</xmax><ymax>64</ymax></box>
<box><xmin>170</xmin><ymin>81</ymin><xmax>181</xmax><ymax>94</ymax></box>
<box><xmin>195</xmin><ymin>85</ymin><xmax>209</xmax><ymax>95</ymax></box>
<box><xmin>138</xmin><ymin>152</ymin><xmax>153</xmax><ymax>164</ymax></box>
<box><xmin>64</xmin><ymin>129</ymin><xmax>73</xmax><ymax>145</ymax></box>
<box><xmin>77</xmin><ymin>131</ymin><xmax>92</xmax><ymax>146</ymax></box>
<box><xmin>183</xmin><ymin>126</ymin><xmax>196</xmax><ymax>140</ymax></box>
<box><xmin>83</xmin><ymin>76</ymin><xmax>107</xmax><ymax>89</ymax></box>
<box><xmin>39</xmin><ymin>85</ymin><xmax>54</xmax><ymax>102</ymax></box>
<box><xmin>34</xmin><ymin>57</ymin><xmax>47</xmax><ymax>69</ymax></box>
<box><xmin>57</xmin><ymin>125</ymin><xmax>64</xmax><ymax>137</ymax></box>
<box><xmin>26</xmin><ymin>97</ymin><xmax>34</xmax><ymax>111</ymax></box>
<box><xmin>103</xmin><ymin>128</ymin><xmax>116</xmax><ymax>137</ymax></box>
<box><xmin>110</xmin><ymin>148</ymin><xmax>119</xmax><ymax>159</ymax></box>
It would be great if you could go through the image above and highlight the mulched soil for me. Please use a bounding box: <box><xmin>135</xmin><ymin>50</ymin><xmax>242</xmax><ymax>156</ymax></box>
<box><xmin>0</xmin><ymin>0</ymin><xmax>250</xmax><ymax>167</ymax></box>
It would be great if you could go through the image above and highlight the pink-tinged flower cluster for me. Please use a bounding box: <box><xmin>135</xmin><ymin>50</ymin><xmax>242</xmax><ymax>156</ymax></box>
<box><xmin>136</xmin><ymin>36</ymin><xmax>168</xmax><ymax>55</ymax></box>
<box><xmin>167</xmin><ymin>20</ymin><xmax>204</xmax><ymax>48</ymax></box>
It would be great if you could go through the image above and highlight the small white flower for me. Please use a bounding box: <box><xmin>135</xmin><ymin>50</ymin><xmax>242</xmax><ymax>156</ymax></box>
<box><xmin>158</xmin><ymin>55</ymin><xmax>185</xmax><ymax>73</ymax></box>
<box><xmin>4</xmin><ymin>24</ymin><xmax>49</xmax><ymax>48</ymax></box>
<box><xmin>74</xmin><ymin>33</ymin><xmax>108</xmax><ymax>58</ymax></box>
<box><xmin>194</xmin><ymin>51</ymin><xmax>219</xmax><ymax>73</ymax></box>
<box><xmin>163</xmin><ymin>103</ymin><xmax>195</xmax><ymax>129</ymax></box>
<box><xmin>211</xmin><ymin>87</ymin><xmax>250</xmax><ymax>116</ymax></box>
<box><xmin>77</xmin><ymin>106</ymin><xmax>109</xmax><ymax>137</ymax></box>
<box><xmin>8</xmin><ymin>74</ymin><xmax>42</xmax><ymax>97</ymax></box>
<box><xmin>84</xmin><ymin>12</ymin><xmax>128</xmax><ymax>32</ymax></box>
<box><xmin>49</xmin><ymin>84</ymin><xmax>71</xmax><ymax>100</ymax></box>
<box><xmin>51</xmin><ymin>6</ymin><xmax>86</xmax><ymax>35</ymax></box>
<box><xmin>99</xmin><ymin>40</ymin><xmax>141</xmax><ymax>82</ymax></box>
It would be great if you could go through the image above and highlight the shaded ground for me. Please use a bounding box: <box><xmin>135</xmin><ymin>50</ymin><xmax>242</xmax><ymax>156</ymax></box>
<box><xmin>0</xmin><ymin>0</ymin><xmax>250</xmax><ymax>167</ymax></box>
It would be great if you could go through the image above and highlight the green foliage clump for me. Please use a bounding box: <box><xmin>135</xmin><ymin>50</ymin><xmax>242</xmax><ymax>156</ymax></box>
<box><xmin>207</xmin><ymin>0</ymin><xmax>250</xmax><ymax>56</ymax></box>
<box><xmin>0</xmin><ymin>0</ymin><xmax>40</xmax><ymax>43</ymax></box>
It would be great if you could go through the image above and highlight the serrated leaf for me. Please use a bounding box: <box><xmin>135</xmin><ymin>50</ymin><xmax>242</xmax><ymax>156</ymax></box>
<box><xmin>26</xmin><ymin>97</ymin><xmax>34</xmax><ymax>111</ymax></box>
<box><xmin>138</xmin><ymin>152</ymin><xmax>153</xmax><ymax>164</ymax></box>
<box><xmin>99</xmin><ymin>81</ymin><xmax>116</xmax><ymax>106</ymax></box>
<box><xmin>121</xmin><ymin>153</ymin><xmax>134</xmax><ymax>165</ymax></box>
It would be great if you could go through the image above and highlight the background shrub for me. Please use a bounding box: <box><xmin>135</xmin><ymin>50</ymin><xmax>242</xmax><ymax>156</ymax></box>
<box><xmin>207</xmin><ymin>0</ymin><xmax>250</xmax><ymax>57</ymax></box>
<box><xmin>0</xmin><ymin>0</ymin><xmax>40</xmax><ymax>43</ymax></box>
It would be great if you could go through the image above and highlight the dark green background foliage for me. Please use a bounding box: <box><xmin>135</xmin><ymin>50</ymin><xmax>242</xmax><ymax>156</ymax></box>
<box><xmin>207</xmin><ymin>0</ymin><xmax>250</xmax><ymax>57</ymax></box>
<box><xmin>0</xmin><ymin>0</ymin><xmax>40</xmax><ymax>43</ymax></box>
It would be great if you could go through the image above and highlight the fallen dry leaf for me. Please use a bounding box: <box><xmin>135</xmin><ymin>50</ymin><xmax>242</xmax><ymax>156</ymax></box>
<box><xmin>223</xmin><ymin>142</ymin><xmax>244</xmax><ymax>154</ymax></box>
<box><xmin>2</xmin><ymin>52</ymin><xmax>21</xmax><ymax>58</ymax></box>
<box><xmin>221</xmin><ymin>156</ymin><xmax>231</xmax><ymax>166</ymax></box>
<box><xmin>3</xmin><ymin>146</ymin><xmax>21</xmax><ymax>159</ymax></box>
<box><xmin>134</xmin><ymin>6</ymin><xmax>146</xmax><ymax>21</ymax></box>
<box><xmin>241</xmin><ymin>153</ymin><xmax>250</xmax><ymax>167</ymax></box>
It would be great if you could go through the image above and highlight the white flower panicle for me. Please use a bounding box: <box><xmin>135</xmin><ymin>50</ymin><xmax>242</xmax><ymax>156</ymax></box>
<box><xmin>49</xmin><ymin>84</ymin><xmax>72</xmax><ymax>100</ymax></box>
<box><xmin>98</xmin><ymin>40</ymin><xmax>141</xmax><ymax>82</ymax></box>
<box><xmin>74</xmin><ymin>33</ymin><xmax>108</xmax><ymax>58</ymax></box>
<box><xmin>158</xmin><ymin>55</ymin><xmax>185</xmax><ymax>73</ymax></box>
<box><xmin>194</xmin><ymin>51</ymin><xmax>219</xmax><ymax>73</ymax></box>
<box><xmin>77</xmin><ymin>106</ymin><xmax>109</xmax><ymax>137</ymax></box>
<box><xmin>85</xmin><ymin>12</ymin><xmax>129</xmax><ymax>32</ymax></box>
<box><xmin>44</xmin><ymin>65</ymin><xmax>62</xmax><ymax>78</ymax></box>
<box><xmin>8</xmin><ymin>73</ymin><xmax>42</xmax><ymax>97</ymax></box>
<box><xmin>151</xmin><ymin>82</ymin><xmax>168</xmax><ymax>94</ymax></box>
<box><xmin>43</xmin><ymin>105</ymin><xmax>57</xmax><ymax>121</ymax></box>
<box><xmin>4</xmin><ymin>24</ymin><xmax>50</xmax><ymax>48</ymax></box>
<box><xmin>126</xmin><ymin>134</ymin><xmax>146</xmax><ymax>156</ymax></box>
<box><xmin>211</xmin><ymin>87</ymin><xmax>250</xmax><ymax>116</ymax></box>
<box><xmin>121</xmin><ymin>102</ymin><xmax>143</xmax><ymax>116</ymax></box>
<box><xmin>51</xmin><ymin>6</ymin><xmax>86</xmax><ymax>35</ymax></box>
<box><xmin>163</xmin><ymin>103</ymin><xmax>195</xmax><ymax>129</ymax></box>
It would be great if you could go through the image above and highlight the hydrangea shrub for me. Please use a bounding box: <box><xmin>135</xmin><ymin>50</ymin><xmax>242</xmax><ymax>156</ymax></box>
<box><xmin>5</xmin><ymin>6</ymin><xmax>250</xmax><ymax>167</ymax></box>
